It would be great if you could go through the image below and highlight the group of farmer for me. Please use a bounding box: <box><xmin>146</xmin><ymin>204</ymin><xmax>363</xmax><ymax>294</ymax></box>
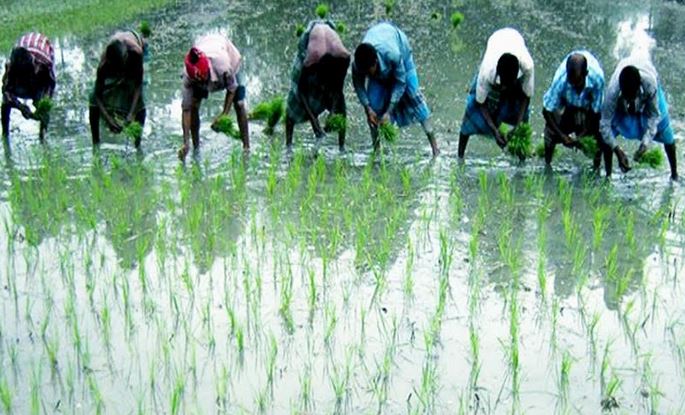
<box><xmin>1</xmin><ymin>20</ymin><xmax>678</xmax><ymax>180</ymax></box>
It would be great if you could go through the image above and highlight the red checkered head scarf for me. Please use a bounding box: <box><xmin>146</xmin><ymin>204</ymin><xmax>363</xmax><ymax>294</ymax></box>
<box><xmin>185</xmin><ymin>47</ymin><xmax>210</xmax><ymax>82</ymax></box>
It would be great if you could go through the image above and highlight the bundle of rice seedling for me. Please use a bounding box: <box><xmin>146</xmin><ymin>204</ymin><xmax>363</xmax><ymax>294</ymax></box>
<box><xmin>324</xmin><ymin>114</ymin><xmax>346</xmax><ymax>133</ymax></box>
<box><xmin>123</xmin><ymin>121</ymin><xmax>143</xmax><ymax>139</ymax></box>
<box><xmin>379</xmin><ymin>122</ymin><xmax>399</xmax><ymax>143</ymax></box>
<box><xmin>295</xmin><ymin>24</ymin><xmax>306</xmax><ymax>37</ymax></box>
<box><xmin>212</xmin><ymin>115</ymin><xmax>241</xmax><ymax>140</ymax></box>
<box><xmin>315</xmin><ymin>4</ymin><xmax>329</xmax><ymax>18</ymax></box>
<box><xmin>505</xmin><ymin>122</ymin><xmax>533</xmax><ymax>160</ymax></box>
<box><xmin>139</xmin><ymin>21</ymin><xmax>152</xmax><ymax>37</ymax></box>
<box><xmin>451</xmin><ymin>12</ymin><xmax>464</xmax><ymax>28</ymax></box>
<box><xmin>637</xmin><ymin>147</ymin><xmax>664</xmax><ymax>168</ymax></box>
<box><xmin>577</xmin><ymin>136</ymin><xmax>599</xmax><ymax>159</ymax></box>
<box><xmin>250</xmin><ymin>96</ymin><xmax>285</xmax><ymax>135</ymax></box>
<box><xmin>336</xmin><ymin>22</ymin><xmax>347</xmax><ymax>35</ymax></box>
<box><xmin>34</xmin><ymin>97</ymin><xmax>53</xmax><ymax>123</ymax></box>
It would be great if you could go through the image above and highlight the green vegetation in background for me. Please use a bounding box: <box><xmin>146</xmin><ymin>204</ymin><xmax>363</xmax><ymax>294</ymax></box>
<box><xmin>0</xmin><ymin>0</ymin><xmax>180</xmax><ymax>50</ymax></box>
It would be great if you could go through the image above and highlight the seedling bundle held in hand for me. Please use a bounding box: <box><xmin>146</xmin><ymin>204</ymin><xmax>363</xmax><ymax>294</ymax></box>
<box><xmin>122</xmin><ymin>121</ymin><xmax>143</xmax><ymax>140</ymax></box>
<box><xmin>324</xmin><ymin>114</ymin><xmax>346</xmax><ymax>134</ymax></box>
<box><xmin>501</xmin><ymin>123</ymin><xmax>533</xmax><ymax>160</ymax></box>
<box><xmin>637</xmin><ymin>147</ymin><xmax>664</xmax><ymax>168</ymax></box>
<box><xmin>578</xmin><ymin>136</ymin><xmax>599</xmax><ymax>159</ymax></box>
<box><xmin>34</xmin><ymin>97</ymin><xmax>53</xmax><ymax>123</ymax></box>
<box><xmin>212</xmin><ymin>115</ymin><xmax>241</xmax><ymax>140</ymax></box>
<box><xmin>249</xmin><ymin>96</ymin><xmax>284</xmax><ymax>135</ymax></box>
<box><xmin>379</xmin><ymin>122</ymin><xmax>399</xmax><ymax>143</ymax></box>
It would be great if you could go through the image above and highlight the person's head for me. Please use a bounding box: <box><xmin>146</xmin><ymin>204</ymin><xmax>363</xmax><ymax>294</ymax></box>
<box><xmin>9</xmin><ymin>47</ymin><xmax>36</xmax><ymax>82</ymax></box>
<box><xmin>619</xmin><ymin>65</ymin><xmax>641</xmax><ymax>100</ymax></box>
<box><xmin>184</xmin><ymin>47</ymin><xmax>210</xmax><ymax>83</ymax></box>
<box><xmin>104</xmin><ymin>39</ymin><xmax>128</xmax><ymax>75</ymax></box>
<box><xmin>316</xmin><ymin>54</ymin><xmax>351</xmax><ymax>90</ymax></box>
<box><xmin>566</xmin><ymin>53</ymin><xmax>588</xmax><ymax>92</ymax></box>
<box><xmin>354</xmin><ymin>43</ymin><xmax>378</xmax><ymax>76</ymax></box>
<box><xmin>496</xmin><ymin>53</ymin><xmax>519</xmax><ymax>87</ymax></box>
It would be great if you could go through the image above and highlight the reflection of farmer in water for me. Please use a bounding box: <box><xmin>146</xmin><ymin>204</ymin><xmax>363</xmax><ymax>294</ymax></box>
<box><xmin>2</xmin><ymin>33</ymin><xmax>56</xmax><ymax>142</ymax></box>
<box><xmin>89</xmin><ymin>30</ymin><xmax>148</xmax><ymax>148</ymax></box>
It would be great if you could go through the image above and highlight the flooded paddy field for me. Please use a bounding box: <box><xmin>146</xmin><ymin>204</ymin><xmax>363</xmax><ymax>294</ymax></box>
<box><xmin>0</xmin><ymin>1</ymin><xmax>684</xmax><ymax>414</ymax></box>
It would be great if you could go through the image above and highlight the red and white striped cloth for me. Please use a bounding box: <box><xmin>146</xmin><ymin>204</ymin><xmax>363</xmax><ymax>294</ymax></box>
<box><xmin>16</xmin><ymin>32</ymin><xmax>54</xmax><ymax>66</ymax></box>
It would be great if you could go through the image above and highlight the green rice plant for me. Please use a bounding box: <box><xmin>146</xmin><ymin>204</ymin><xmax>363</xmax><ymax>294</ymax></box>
<box><xmin>30</xmin><ymin>365</ymin><xmax>41</xmax><ymax>415</ymax></box>
<box><xmin>578</xmin><ymin>136</ymin><xmax>599</xmax><ymax>159</ymax></box>
<box><xmin>324</xmin><ymin>114</ymin><xmax>347</xmax><ymax>133</ymax></box>
<box><xmin>170</xmin><ymin>374</ymin><xmax>185</xmax><ymax>415</ymax></box>
<box><xmin>0</xmin><ymin>377</ymin><xmax>12</xmax><ymax>414</ymax></box>
<box><xmin>266</xmin><ymin>333</ymin><xmax>278</xmax><ymax>386</ymax></box>
<box><xmin>122</xmin><ymin>121</ymin><xmax>143</xmax><ymax>140</ymax></box>
<box><xmin>468</xmin><ymin>323</ymin><xmax>480</xmax><ymax>390</ymax></box>
<box><xmin>139</xmin><ymin>20</ymin><xmax>152</xmax><ymax>37</ymax></box>
<box><xmin>211</xmin><ymin>115</ymin><xmax>241</xmax><ymax>140</ymax></box>
<box><xmin>336</xmin><ymin>22</ymin><xmax>347</xmax><ymax>35</ymax></box>
<box><xmin>501</xmin><ymin>122</ymin><xmax>533</xmax><ymax>160</ymax></box>
<box><xmin>403</xmin><ymin>238</ymin><xmax>414</xmax><ymax>298</ymax></box>
<box><xmin>249</xmin><ymin>96</ymin><xmax>284</xmax><ymax>135</ymax></box>
<box><xmin>378</xmin><ymin>122</ymin><xmax>399</xmax><ymax>143</ymax></box>
<box><xmin>315</xmin><ymin>3</ymin><xmax>329</xmax><ymax>18</ymax></box>
<box><xmin>34</xmin><ymin>97</ymin><xmax>53</xmax><ymax>123</ymax></box>
<box><xmin>601</xmin><ymin>375</ymin><xmax>621</xmax><ymax>411</ymax></box>
<box><xmin>450</xmin><ymin>11</ymin><xmax>464</xmax><ymax>28</ymax></box>
<box><xmin>592</xmin><ymin>205</ymin><xmax>609</xmax><ymax>250</ymax></box>
<box><xmin>236</xmin><ymin>325</ymin><xmax>244</xmax><ymax>355</ymax></box>
<box><xmin>324</xmin><ymin>303</ymin><xmax>337</xmax><ymax>345</ymax></box>
<box><xmin>384</xmin><ymin>0</ymin><xmax>396</xmax><ymax>15</ymax></box>
<box><xmin>559</xmin><ymin>350</ymin><xmax>573</xmax><ymax>402</ymax></box>
<box><xmin>637</xmin><ymin>147</ymin><xmax>664</xmax><ymax>168</ymax></box>
<box><xmin>295</xmin><ymin>23</ymin><xmax>305</xmax><ymax>37</ymax></box>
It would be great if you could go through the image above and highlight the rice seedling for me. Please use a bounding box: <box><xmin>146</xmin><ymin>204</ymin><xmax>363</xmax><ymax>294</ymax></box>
<box><xmin>502</xmin><ymin>122</ymin><xmax>533</xmax><ymax>161</ymax></box>
<box><xmin>324</xmin><ymin>114</ymin><xmax>346</xmax><ymax>134</ymax></box>
<box><xmin>378</xmin><ymin>122</ymin><xmax>399</xmax><ymax>143</ymax></box>
<box><xmin>295</xmin><ymin>23</ymin><xmax>305</xmax><ymax>37</ymax></box>
<box><xmin>0</xmin><ymin>377</ymin><xmax>12</xmax><ymax>414</ymax></box>
<box><xmin>122</xmin><ymin>121</ymin><xmax>143</xmax><ymax>140</ymax></box>
<box><xmin>211</xmin><ymin>115</ymin><xmax>241</xmax><ymax>140</ymax></box>
<box><xmin>170</xmin><ymin>374</ymin><xmax>185</xmax><ymax>415</ymax></box>
<box><xmin>315</xmin><ymin>3</ymin><xmax>329</xmax><ymax>18</ymax></box>
<box><xmin>34</xmin><ymin>97</ymin><xmax>53</xmax><ymax>123</ymax></box>
<box><xmin>336</xmin><ymin>22</ymin><xmax>347</xmax><ymax>35</ymax></box>
<box><xmin>450</xmin><ymin>11</ymin><xmax>464</xmax><ymax>28</ymax></box>
<box><xmin>637</xmin><ymin>147</ymin><xmax>664</xmax><ymax>168</ymax></box>
<box><xmin>139</xmin><ymin>20</ymin><xmax>152</xmax><ymax>37</ymax></box>
<box><xmin>249</xmin><ymin>96</ymin><xmax>285</xmax><ymax>135</ymax></box>
<box><xmin>577</xmin><ymin>136</ymin><xmax>599</xmax><ymax>159</ymax></box>
<box><xmin>383</xmin><ymin>0</ymin><xmax>396</xmax><ymax>15</ymax></box>
<box><xmin>558</xmin><ymin>350</ymin><xmax>573</xmax><ymax>403</ymax></box>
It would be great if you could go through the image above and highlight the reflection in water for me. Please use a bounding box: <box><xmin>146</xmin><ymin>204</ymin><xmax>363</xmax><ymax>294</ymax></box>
<box><xmin>613</xmin><ymin>14</ymin><xmax>655</xmax><ymax>60</ymax></box>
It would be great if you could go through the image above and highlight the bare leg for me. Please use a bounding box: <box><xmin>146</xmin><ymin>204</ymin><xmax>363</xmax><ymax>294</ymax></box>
<box><xmin>665</xmin><ymin>143</ymin><xmax>678</xmax><ymax>181</ymax></box>
<box><xmin>370</xmin><ymin>124</ymin><xmax>380</xmax><ymax>153</ymax></box>
<box><xmin>89</xmin><ymin>106</ymin><xmax>101</xmax><ymax>146</ymax></box>
<box><xmin>234</xmin><ymin>100</ymin><xmax>249</xmax><ymax>150</ymax></box>
<box><xmin>285</xmin><ymin>115</ymin><xmax>295</xmax><ymax>150</ymax></box>
<box><xmin>421</xmin><ymin>119</ymin><xmax>439</xmax><ymax>157</ymax></box>
<box><xmin>458</xmin><ymin>133</ymin><xmax>470</xmax><ymax>159</ymax></box>
<box><xmin>2</xmin><ymin>102</ymin><xmax>10</xmax><ymax>140</ymax></box>
<box><xmin>191</xmin><ymin>106</ymin><xmax>200</xmax><ymax>149</ymax></box>
<box><xmin>134</xmin><ymin>109</ymin><xmax>146</xmax><ymax>148</ymax></box>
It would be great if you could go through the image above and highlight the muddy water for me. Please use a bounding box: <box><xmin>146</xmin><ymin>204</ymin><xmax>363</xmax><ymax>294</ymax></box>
<box><xmin>0</xmin><ymin>1</ymin><xmax>684</xmax><ymax>414</ymax></box>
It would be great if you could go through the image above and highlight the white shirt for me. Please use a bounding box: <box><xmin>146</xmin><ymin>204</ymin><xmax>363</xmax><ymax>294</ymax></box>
<box><xmin>476</xmin><ymin>28</ymin><xmax>535</xmax><ymax>104</ymax></box>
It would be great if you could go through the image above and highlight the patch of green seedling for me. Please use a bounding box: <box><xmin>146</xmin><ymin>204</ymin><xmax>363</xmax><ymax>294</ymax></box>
<box><xmin>295</xmin><ymin>23</ymin><xmax>305</xmax><ymax>37</ymax></box>
<box><xmin>250</xmin><ymin>96</ymin><xmax>284</xmax><ymax>135</ymax></box>
<box><xmin>384</xmin><ymin>0</ymin><xmax>396</xmax><ymax>16</ymax></box>
<box><xmin>139</xmin><ymin>20</ymin><xmax>152</xmax><ymax>37</ymax></box>
<box><xmin>336</xmin><ymin>22</ymin><xmax>347</xmax><ymax>34</ymax></box>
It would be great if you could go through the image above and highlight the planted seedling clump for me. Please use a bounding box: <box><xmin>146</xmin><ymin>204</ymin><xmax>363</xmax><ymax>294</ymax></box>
<box><xmin>336</xmin><ymin>22</ymin><xmax>347</xmax><ymax>35</ymax></box>
<box><xmin>324</xmin><ymin>114</ymin><xmax>346</xmax><ymax>133</ymax></box>
<box><xmin>295</xmin><ymin>24</ymin><xmax>306</xmax><ymax>37</ymax></box>
<box><xmin>212</xmin><ymin>115</ymin><xmax>241</xmax><ymax>140</ymax></box>
<box><xmin>379</xmin><ymin>122</ymin><xmax>399</xmax><ymax>143</ymax></box>
<box><xmin>250</xmin><ymin>96</ymin><xmax>285</xmax><ymax>135</ymax></box>
<box><xmin>637</xmin><ymin>147</ymin><xmax>664</xmax><ymax>168</ymax></box>
<box><xmin>34</xmin><ymin>97</ymin><xmax>53</xmax><ymax>123</ymax></box>
<box><xmin>503</xmin><ymin>123</ymin><xmax>533</xmax><ymax>160</ymax></box>
<box><xmin>578</xmin><ymin>136</ymin><xmax>599</xmax><ymax>159</ymax></box>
